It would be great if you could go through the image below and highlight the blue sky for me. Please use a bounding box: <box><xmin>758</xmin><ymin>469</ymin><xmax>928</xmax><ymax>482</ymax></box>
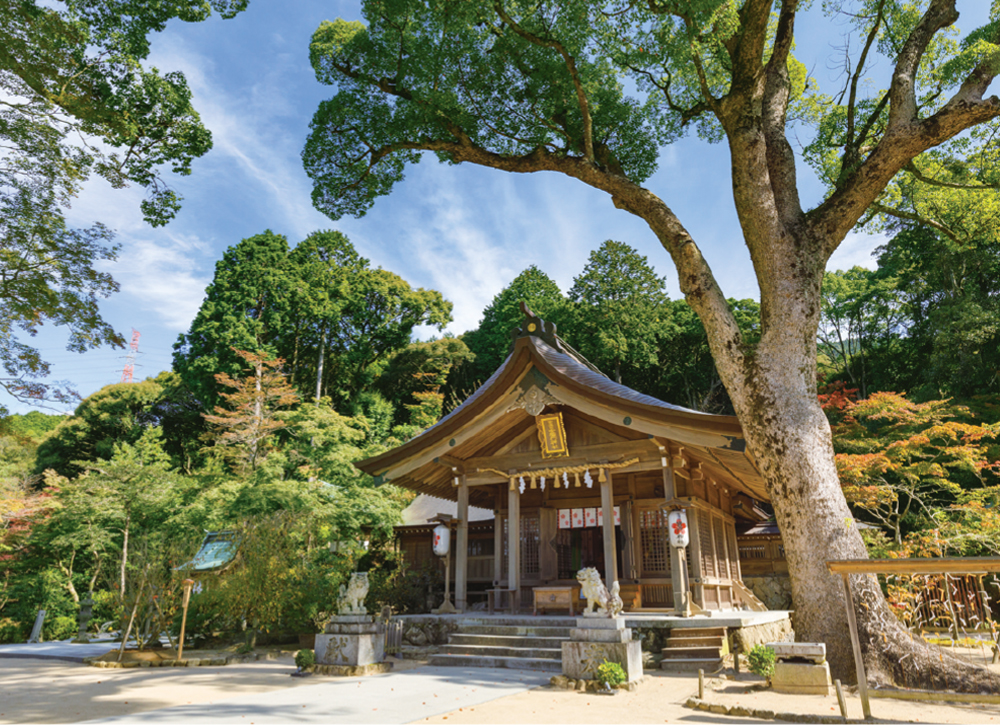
<box><xmin>19</xmin><ymin>1</ymin><xmax>995</xmax><ymax>415</ymax></box>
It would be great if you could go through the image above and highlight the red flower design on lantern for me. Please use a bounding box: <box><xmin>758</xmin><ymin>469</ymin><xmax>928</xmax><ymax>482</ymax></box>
<box><xmin>671</xmin><ymin>520</ymin><xmax>686</xmax><ymax>536</ymax></box>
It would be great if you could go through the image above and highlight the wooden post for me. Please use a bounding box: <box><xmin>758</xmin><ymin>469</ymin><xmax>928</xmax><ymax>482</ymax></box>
<box><xmin>494</xmin><ymin>486</ymin><xmax>504</xmax><ymax>587</ymax></box>
<box><xmin>178</xmin><ymin>579</ymin><xmax>194</xmax><ymax>660</ymax></box>
<box><xmin>840</xmin><ymin>573</ymin><xmax>871</xmax><ymax>720</ymax></box>
<box><xmin>688</xmin><ymin>509</ymin><xmax>705</xmax><ymax>610</ymax></box>
<box><xmin>539</xmin><ymin>507</ymin><xmax>558</xmax><ymax>581</ymax></box>
<box><xmin>835</xmin><ymin>679</ymin><xmax>849</xmax><ymax>719</ymax></box>
<box><xmin>508</xmin><ymin>483</ymin><xmax>520</xmax><ymax>612</ymax></box>
<box><xmin>456</xmin><ymin>475</ymin><xmax>469</xmax><ymax>612</ymax></box>
<box><xmin>663</xmin><ymin>464</ymin><xmax>691</xmax><ymax>616</ymax></box>
<box><xmin>601</xmin><ymin>475</ymin><xmax>618</xmax><ymax>586</ymax></box>
<box><xmin>943</xmin><ymin>573</ymin><xmax>960</xmax><ymax>640</ymax></box>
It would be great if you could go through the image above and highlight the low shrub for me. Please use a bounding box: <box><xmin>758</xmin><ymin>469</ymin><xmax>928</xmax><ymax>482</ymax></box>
<box><xmin>746</xmin><ymin>644</ymin><xmax>776</xmax><ymax>679</ymax></box>
<box><xmin>596</xmin><ymin>660</ymin><xmax>627</xmax><ymax>686</ymax></box>
<box><xmin>0</xmin><ymin>618</ymin><xmax>25</xmax><ymax>644</ymax></box>
<box><xmin>44</xmin><ymin>615</ymin><xmax>78</xmax><ymax>641</ymax></box>
<box><xmin>295</xmin><ymin>648</ymin><xmax>316</xmax><ymax>669</ymax></box>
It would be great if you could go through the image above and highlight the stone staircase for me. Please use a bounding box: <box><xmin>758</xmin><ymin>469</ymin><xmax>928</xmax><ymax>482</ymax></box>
<box><xmin>660</xmin><ymin>626</ymin><xmax>728</xmax><ymax>673</ymax></box>
<box><xmin>430</xmin><ymin>619</ymin><xmax>573</xmax><ymax>672</ymax></box>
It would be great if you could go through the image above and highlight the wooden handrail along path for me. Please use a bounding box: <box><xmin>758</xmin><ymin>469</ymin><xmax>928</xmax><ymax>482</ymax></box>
<box><xmin>826</xmin><ymin>557</ymin><xmax>1000</xmax><ymax>719</ymax></box>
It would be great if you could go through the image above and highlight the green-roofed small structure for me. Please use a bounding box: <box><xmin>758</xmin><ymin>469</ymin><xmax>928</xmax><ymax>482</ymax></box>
<box><xmin>180</xmin><ymin>531</ymin><xmax>239</xmax><ymax>574</ymax></box>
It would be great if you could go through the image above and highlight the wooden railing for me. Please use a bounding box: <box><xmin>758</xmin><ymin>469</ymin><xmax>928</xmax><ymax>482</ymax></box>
<box><xmin>827</xmin><ymin>557</ymin><xmax>1000</xmax><ymax>719</ymax></box>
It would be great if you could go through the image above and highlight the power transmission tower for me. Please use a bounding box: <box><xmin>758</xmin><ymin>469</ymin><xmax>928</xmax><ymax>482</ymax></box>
<box><xmin>120</xmin><ymin>328</ymin><xmax>141</xmax><ymax>383</ymax></box>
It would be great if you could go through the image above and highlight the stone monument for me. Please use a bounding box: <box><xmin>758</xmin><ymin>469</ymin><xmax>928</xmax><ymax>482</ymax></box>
<box><xmin>767</xmin><ymin>642</ymin><xmax>833</xmax><ymax>695</ymax></box>
<box><xmin>314</xmin><ymin>572</ymin><xmax>391</xmax><ymax>675</ymax></box>
<box><xmin>561</xmin><ymin>568</ymin><xmax>642</xmax><ymax>685</ymax></box>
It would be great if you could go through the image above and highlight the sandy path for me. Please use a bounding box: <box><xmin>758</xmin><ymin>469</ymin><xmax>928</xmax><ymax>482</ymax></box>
<box><xmin>417</xmin><ymin>670</ymin><xmax>1000</xmax><ymax>725</ymax></box>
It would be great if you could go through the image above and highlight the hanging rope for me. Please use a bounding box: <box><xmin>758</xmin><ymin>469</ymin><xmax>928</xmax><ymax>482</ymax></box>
<box><xmin>494</xmin><ymin>458</ymin><xmax>639</xmax><ymax>491</ymax></box>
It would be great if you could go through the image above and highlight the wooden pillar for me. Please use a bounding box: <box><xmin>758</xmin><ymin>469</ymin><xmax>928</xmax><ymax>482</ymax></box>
<box><xmin>494</xmin><ymin>486</ymin><xmax>503</xmax><ymax>586</ymax></box>
<box><xmin>663</xmin><ymin>463</ymin><xmax>691</xmax><ymax>616</ymax></box>
<box><xmin>688</xmin><ymin>508</ymin><xmax>706</xmax><ymax>610</ymax></box>
<box><xmin>456</xmin><ymin>474</ymin><xmax>469</xmax><ymax>612</ymax></box>
<box><xmin>539</xmin><ymin>507</ymin><xmax>558</xmax><ymax>581</ymax></box>
<box><xmin>508</xmin><ymin>483</ymin><xmax>521</xmax><ymax>610</ymax></box>
<box><xmin>601</xmin><ymin>475</ymin><xmax>618</xmax><ymax>586</ymax></box>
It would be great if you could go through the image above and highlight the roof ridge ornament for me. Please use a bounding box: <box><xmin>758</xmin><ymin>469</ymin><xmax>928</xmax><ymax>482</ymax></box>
<box><xmin>514</xmin><ymin>301</ymin><xmax>559</xmax><ymax>346</ymax></box>
<box><xmin>513</xmin><ymin>301</ymin><xmax>608</xmax><ymax>378</ymax></box>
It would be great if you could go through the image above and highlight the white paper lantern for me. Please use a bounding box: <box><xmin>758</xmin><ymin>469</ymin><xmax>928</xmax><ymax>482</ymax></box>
<box><xmin>667</xmin><ymin>510</ymin><xmax>690</xmax><ymax>548</ymax></box>
<box><xmin>433</xmin><ymin>524</ymin><xmax>451</xmax><ymax>556</ymax></box>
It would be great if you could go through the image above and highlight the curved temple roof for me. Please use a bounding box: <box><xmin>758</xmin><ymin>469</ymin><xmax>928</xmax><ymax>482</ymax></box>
<box><xmin>355</xmin><ymin>307</ymin><xmax>767</xmax><ymax>507</ymax></box>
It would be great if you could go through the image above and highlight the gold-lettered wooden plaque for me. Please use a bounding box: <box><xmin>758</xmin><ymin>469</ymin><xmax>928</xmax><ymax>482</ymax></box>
<box><xmin>536</xmin><ymin>412</ymin><xmax>570</xmax><ymax>459</ymax></box>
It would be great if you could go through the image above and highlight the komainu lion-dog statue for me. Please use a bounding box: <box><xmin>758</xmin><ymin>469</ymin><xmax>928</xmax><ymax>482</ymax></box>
<box><xmin>576</xmin><ymin>567</ymin><xmax>623</xmax><ymax>617</ymax></box>
<box><xmin>338</xmin><ymin>572</ymin><xmax>369</xmax><ymax>615</ymax></box>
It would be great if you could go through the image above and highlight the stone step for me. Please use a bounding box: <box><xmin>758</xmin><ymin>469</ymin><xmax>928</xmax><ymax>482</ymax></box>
<box><xmin>663</xmin><ymin>636</ymin><xmax>725</xmax><ymax>648</ymax></box>
<box><xmin>450</xmin><ymin>617</ymin><xmax>577</xmax><ymax>627</ymax></box>
<box><xmin>458</xmin><ymin>625</ymin><xmax>573</xmax><ymax>638</ymax></box>
<box><xmin>444</xmin><ymin>644</ymin><xmax>562</xmax><ymax>660</ymax></box>
<box><xmin>660</xmin><ymin>657</ymin><xmax>724</xmax><ymax>673</ymax></box>
<box><xmin>449</xmin><ymin>634</ymin><xmax>569</xmax><ymax>648</ymax></box>
<box><xmin>669</xmin><ymin>627</ymin><xmax>727</xmax><ymax>638</ymax></box>
<box><xmin>430</xmin><ymin>654</ymin><xmax>562</xmax><ymax>672</ymax></box>
<box><xmin>661</xmin><ymin>646</ymin><xmax>725</xmax><ymax>660</ymax></box>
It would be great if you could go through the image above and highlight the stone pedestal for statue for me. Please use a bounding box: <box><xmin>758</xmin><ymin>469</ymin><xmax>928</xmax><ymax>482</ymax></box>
<box><xmin>561</xmin><ymin>617</ymin><xmax>643</xmax><ymax>684</ymax></box>
<box><xmin>767</xmin><ymin>642</ymin><xmax>832</xmax><ymax>695</ymax></box>
<box><xmin>312</xmin><ymin>614</ymin><xmax>391</xmax><ymax>675</ymax></box>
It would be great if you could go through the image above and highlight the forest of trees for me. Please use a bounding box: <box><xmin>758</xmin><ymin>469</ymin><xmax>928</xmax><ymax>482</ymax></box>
<box><xmin>0</xmin><ymin>226</ymin><xmax>997</xmax><ymax>647</ymax></box>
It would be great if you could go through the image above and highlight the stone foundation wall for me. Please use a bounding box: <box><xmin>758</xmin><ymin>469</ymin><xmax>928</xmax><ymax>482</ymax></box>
<box><xmin>743</xmin><ymin>575</ymin><xmax>793</xmax><ymax>611</ymax></box>
<box><xmin>400</xmin><ymin>619</ymin><xmax>459</xmax><ymax>646</ymax></box>
<box><xmin>729</xmin><ymin>617</ymin><xmax>794</xmax><ymax>653</ymax></box>
<box><xmin>631</xmin><ymin>626</ymin><xmax>670</xmax><ymax>653</ymax></box>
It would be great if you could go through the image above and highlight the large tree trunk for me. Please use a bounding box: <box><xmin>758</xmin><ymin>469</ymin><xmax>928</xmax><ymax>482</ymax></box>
<box><xmin>705</xmin><ymin>220</ymin><xmax>992</xmax><ymax>689</ymax></box>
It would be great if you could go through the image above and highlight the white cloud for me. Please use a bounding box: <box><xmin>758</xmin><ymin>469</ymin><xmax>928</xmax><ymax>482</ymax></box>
<box><xmin>826</xmin><ymin>231</ymin><xmax>886</xmax><ymax>272</ymax></box>
<box><xmin>104</xmin><ymin>232</ymin><xmax>214</xmax><ymax>331</ymax></box>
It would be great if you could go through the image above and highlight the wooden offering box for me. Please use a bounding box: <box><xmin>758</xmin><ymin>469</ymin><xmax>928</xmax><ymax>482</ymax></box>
<box><xmin>533</xmin><ymin>586</ymin><xmax>579</xmax><ymax>615</ymax></box>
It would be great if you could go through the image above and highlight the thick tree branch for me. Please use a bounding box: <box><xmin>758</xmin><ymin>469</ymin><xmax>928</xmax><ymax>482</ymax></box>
<box><xmin>887</xmin><ymin>0</ymin><xmax>959</xmax><ymax>130</ymax></box>
<box><xmin>762</xmin><ymin>0</ymin><xmax>803</xmax><ymax>226</ymax></box>
<box><xmin>492</xmin><ymin>2</ymin><xmax>595</xmax><ymax>163</ymax></box>
<box><xmin>729</xmin><ymin>0</ymin><xmax>773</xmax><ymax>97</ymax></box>
<box><xmin>844</xmin><ymin>0</ymin><xmax>886</xmax><ymax>173</ymax></box>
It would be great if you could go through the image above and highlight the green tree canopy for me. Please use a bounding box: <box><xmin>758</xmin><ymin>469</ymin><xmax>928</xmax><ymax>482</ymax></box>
<box><xmin>377</xmin><ymin>337</ymin><xmax>474</xmax><ymax>427</ymax></box>
<box><xmin>819</xmin><ymin>267</ymin><xmax>909</xmax><ymax>398</ymax></box>
<box><xmin>461</xmin><ymin>266</ymin><xmax>569</xmax><ymax>381</ymax></box>
<box><xmin>0</xmin><ymin>0</ymin><xmax>249</xmax><ymax>414</ymax></box>
<box><xmin>34</xmin><ymin>377</ymin><xmax>167</xmax><ymax>478</ymax></box>
<box><xmin>568</xmin><ymin>240</ymin><xmax>669</xmax><ymax>384</ymax></box>
<box><xmin>173</xmin><ymin>231</ymin><xmax>293</xmax><ymax>410</ymax></box>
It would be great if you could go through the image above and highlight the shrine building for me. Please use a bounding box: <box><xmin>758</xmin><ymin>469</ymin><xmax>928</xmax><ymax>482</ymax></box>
<box><xmin>356</xmin><ymin>305</ymin><xmax>774</xmax><ymax>616</ymax></box>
